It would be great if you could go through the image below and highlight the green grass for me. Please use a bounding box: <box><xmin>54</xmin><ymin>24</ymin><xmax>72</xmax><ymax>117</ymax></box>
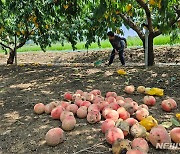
<box><xmin>0</xmin><ymin>35</ymin><xmax>179</xmax><ymax>53</ymax></box>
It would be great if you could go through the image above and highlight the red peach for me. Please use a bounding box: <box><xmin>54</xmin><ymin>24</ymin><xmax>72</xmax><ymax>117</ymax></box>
<box><xmin>88</xmin><ymin>104</ymin><xmax>100</xmax><ymax>113</ymax></box>
<box><xmin>161</xmin><ymin>100</ymin><xmax>173</xmax><ymax>112</ymax></box>
<box><xmin>76</xmin><ymin>106</ymin><xmax>88</xmax><ymax>119</ymax></box>
<box><xmin>167</xmin><ymin>98</ymin><xmax>177</xmax><ymax>109</ymax></box>
<box><xmin>102</xmin><ymin>108</ymin><xmax>112</xmax><ymax>119</ymax></box>
<box><xmin>125</xmin><ymin>118</ymin><xmax>138</xmax><ymax>127</ymax></box>
<box><xmin>124</xmin><ymin>98</ymin><xmax>133</xmax><ymax>103</ymax></box>
<box><xmin>51</xmin><ymin>106</ymin><xmax>65</xmax><ymax>119</ymax></box>
<box><xmin>106</xmin><ymin>92</ymin><xmax>117</xmax><ymax>98</ymax></box>
<box><xmin>138</xmin><ymin>104</ymin><xmax>149</xmax><ymax>110</ymax></box>
<box><xmin>60</xmin><ymin>111</ymin><xmax>74</xmax><ymax>122</ymax></box>
<box><xmin>170</xmin><ymin>127</ymin><xmax>180</xmax><ymax>143</ymax></box>
<box><xmin>116</xmin><ymin>96</ymin><xmax>125</xmax><ymax>101</ymax></box>
<box><xmin>45</xmin><ymin>103</ymin><xmax>57</xmax><ymax>114</ymax></box>
<box><xmin>105</xmin><ymin>127</ymin><xmax>124</xmax><ymax>145</ymax></box>
<box><xmin>80</xmin><ymin>101</ymin><xmax>91</xmax><ymax>108</ymax></box>
<box><xmin>135</xmin><ymin>108</ymin><xmax>149</xmax><ymax>121</ymax></box>
<box><xmin>75</xmin><ymin>89</ymin><xmax>84</xmax><ymax>95</ymax></box>
<box><xmin>87</xmin><ymin>110</ymin><xmax>101</xmax><ymax>124</ymax></box>
<box><xmin>66</xmin><ymin>104</ymin><xmax>78</xmax><ymax>114</ymax></box>
<box><xmin>131</xmin><ymin>138</ymin><xmax>149</xmax><ymax>153</ymax></box>
<box><xmin>107</xmin><ymin>103</ymin><xmax>120</xmax><ymax>110</ymax></box>
<box><xmin>98</xmin><ymin>101</ymin><xmax>109</xmax><ymax>111</ymax></box>
<box><xmin>143</xmin><ymin>96</ymin><xmax>156</xmax><ymax>106</ymax></box>
<box><xmin>125</xmin><ymin>85</ymin><xmax>135</xmax><ymax>94</ymax></box>
<box><xmin>89</xmin><ymin>89</ymin><xmax>101</xmax><ymax>96</ymax></box>
<box><xmin>74</xmin><ymin>99</ymin><xmax>83</xmax><ymax>107</ymax></box>
<box><xmin>62</xmin><ymin>115</ymin><xmax>76</xmax><ymax>131</ymax></box>
<box><xmin>45</xmin><ymin>128</ymin><xmax>64</xmax><ymax>146</ymax></box>
<box><xmin>92</xmin><ymin>95</ymin><xmax>104</xmax><ymax>104</ymax></box>
<box><xmin>105</xmin><ymin>96</ymin><xmax>117</xmax><ymax>104</ymax></box>
<box><xmin>64</xmin><ymin>92</ymin><xmax>72</xmax><ymax>101</ymax></box>
<box><xmin>105</xmin><ymin>110</ymin><xmax>119</xmax><ymax>122</ymax></box>
<box><xmin>117</xmin><ymin>100</ymin><xmax>126</xmax><ymax>107</ymax></box>
<box><xmin>117</xmin><ymin>107</ymin><xmax>130</xmax><ymax>120</ymax></box>
<box><xmin>101</xmin><ymin>119</ymin><xmax>115</xmax><ymax>133</ymax></box>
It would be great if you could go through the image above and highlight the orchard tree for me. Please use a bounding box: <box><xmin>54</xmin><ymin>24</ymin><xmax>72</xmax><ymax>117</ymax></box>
<box><xmin>0</xmin><ymin>0</ymin><xmax>83</xmax><ymax>64</ymax></box>
<box><xmin>82</xmin><ymin>0</ymin><xmax>180</xmax><ymax>66</ymax></box>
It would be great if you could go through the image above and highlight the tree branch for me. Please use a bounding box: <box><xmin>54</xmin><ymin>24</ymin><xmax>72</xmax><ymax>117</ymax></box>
<box><xmin>135</xmin><ymin>0</ymin><xmax>153</xmax><ymax>33</ymax></box>
<box><xmin>0</xmin><ymin>42</ymin><xmax>12</xmax><ymax>50</ymax></box>
<box><xmin>119</xmin><ymin>13</ymin><xmax>145</xmax><ymax>41</ymax></box>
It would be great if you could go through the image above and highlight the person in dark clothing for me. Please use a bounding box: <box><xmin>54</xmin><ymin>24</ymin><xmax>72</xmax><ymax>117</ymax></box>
<box><xmin>107</xmin><ymin>31</ymin><xmax>127</xmax><ymax>66</ymax></box>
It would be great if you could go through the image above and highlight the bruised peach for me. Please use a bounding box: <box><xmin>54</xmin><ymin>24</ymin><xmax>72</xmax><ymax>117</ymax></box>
<box><xmin>62</xmin><ymin>115</ymin><xmax>76</xmax><ymax>131</ymax></box>
<box><xmin>107</xmin><ymin>103</ymin><xmax>120</xmax><ymax>110</ymax></box>
<box><xmin>101</xmin><ymin>119</ymin><xmax>115</xmax><ymax>133</ymax></box>
<box><xmin>170</xmin><ymin>127</ymin><xmax>180</xmax><ymax>143</ymax></box>
<box><xmin>34</xmin><ymin>103</ymin><xmax>45</xmax><ymax>114</ymax></box>
<box><xmin>58</xmin><ymin>101</ymin><xmax>70</xmax><ymax>109</ymax></box>
<box><xmin>123</xmin><ymin>103</ymin><xmax>134</xmax><ymax>115</ymax></box>
<box><xmin>135</xmin><ymin>108</ymin><xmax>149</xmax><ymax>121</ymax></box>
<box><xmin>116</xmin><ymin>121</ymin><xmax>130</xmax><ymax>136</ymax></box>
<box><xmin>45</xmin><ymin>103</ymin><xmax>56</xmax><ymax>114</ymax></box>
<box><xmin>102</xmin><ymin>107</ymin><xmax>112</xmax><ymax>119</ymax></box>
<box><xmin>51</xmin><ymin>106</ymin><xmax>64</xmax><ymax>119</ymax></box>
<box><xmin>161</xmin><ymin>100</ymin><xmax>173</xmax><ymax>112</ymax></box>
<box><xmin>116</xmin><ymin>96</ymin><xmax>125</xmax><ymax>101</ymax></box>
<box><xmin>131</xmin><ymin>138</ymin><xmax>149</xmax><ymax>153</ymax></box>
<box><xmin>117</xmin><ymin>100</ymin><xmax>126</xmax><ymax>107</ymax></box>
<box><xmin>149</xmin><ymin>125</ymin><xmax>171</xmax><ymax>148</ymax></box>
<box><xmin>75</xmin><ymin>89</ymin><xmax>84</xmax><ymax>95</ymax></box>
<box><xmin>88</xmin><ymin>104</ymin><xmax>99</xmax><ymax>113</ymax></box>
<box><xmin>87</xmin><ymin>110</ymin><xmax>101</xmax><ymax>124</ymax></box>
<box><xmin>117</xmin><ymin>107</ymin><xmax>130</xmax><ymax>120</ymax></box>
<box><xmin>74</xmin><ymin>99</ymin><xmax>83</xmax><ymax>107</ymax></box>
<box><xmin>72</xmin><ymin>94</ymin><xmax>81</xmax><ymax>101</ymax></box>
<box><xmin>92</xmin><ymin>95</ymin><xmax>104</xmax><ymax>104</ymax></box>
<box><xmin>77</xmin><ymin>106</ymin><xmax>88</xmax><ymax>119</ymax></box>
<box><xmin>167</xmin><ymin>98</ymin><xmax>177</xmax><ymax>109</ymax></box>
<box><xmin>137</xmin><ymin>86</ymin><xmax>146</xmax><ymax>94</ymax></box>
<box><xmin>105</xmin><ymin>127</ymin><xmax>124</xmax><ymax>145</ymax></box>
<box><xmin>125</xmin><ymin>118</ymin><xmax>138</xmax><ymax>127</ymax></box>
<box><xmin>105</xmin><ymin>96</ymin><xmax>117</xmax><ymax>104</ymax></box>
<box><xmin>143</xmin><ymin>96</ymin><xmax>156</xmax><ymax>106</ymax></box>
<box><xmin>124</xmin><ymin>98</ymin><xmax>133</xmax><ymax>103</ymax></box>
<box><xmin>60</xmin><ymin>111</ymin><xmax>74</xmax><ymax>122</ymax></box>
<box><xmin>66</xmin><ymin>104</ymin><xmax>78</xmax><ymax>114</ymax></box>
<box><xmin>89</xmin><ymin>89</ymin><xmax>101</xmax><ymax>96</ymax></box>
<box><xmin>85</xmin><ymin>93</ymin><xmax>94</xmax><ymax>102</ymax></box>
<box><xmin>45</xmin><ymin>128</ymin><xmax>64</xmax><ymax>146</ymax></box>
<box><xmin>125</xmin><ymin>85</ymin><xmax>135</xmax><ymax>94</ymax></box>
<box><xmin>98</xmin><ymin>101</ymin><xmax>109</xmax><ymax>111</ymax></box>
<box><xmin>130</xmin><ymin>123</ymin><xmax>147</xmax><ymax>138</ymax></box>
<box><xmin>64</xmin><ymin>92</ymin><xmax>72</xmax><ymax>101</ymax></box>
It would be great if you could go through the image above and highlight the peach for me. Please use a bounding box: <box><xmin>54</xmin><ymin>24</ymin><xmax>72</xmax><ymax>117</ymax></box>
<box><xmin>161</xmin><ymin>100</ymin><xmax>173</xmax><ymax>112</ymax></box>
<box><xmin>51</xmin><ymin>106</ymin><xmax>65</xmax><ymax>119</ymax></box>
<box><xmin>106</xmin><ymin>92</ymin><xmax>117</xmax><ymax>98</ymax></box>
<box><xmin>105</xmin><ymin>127</ymin><xmax>124</xmax><ymax>145</ymax></box>
<box><xmin>74</xmin><ymin>99</ymin><xmax>83</xmax><ymax>107</ymax></box>
<box><xmin>101</xmin><ymin>119</ymin><xmax>115</xmax><ymax>133</ymax></box>
<box><xmin>85</xmin><ymin>93</ymin><xmax>94</xmax><ymax>102</ymax></box>
<box><xmin>66</xmin><ymin>104</ymin><xmax>78</xmax><ymax>114</ymax></box>
<box><xmin>170</xmin><ymin>127</ymin><xmax>180</xmax><ymax>143</ymax></box>
<box><xmin>58</xmin><ymin>101</ymin><xmax>70</xmax><ymax>109</ymax></box>
<box><xmin>130</xmin><ymin>101</ymin><xmax>139</xmax><ymax>112</ymax></box>
<box><xmin>45</xmin><ymin>128</ymin><xmax>64</xmax><ymax>146</ymax></box>
<box><xmin>102</xmin><ymin>107</ymin><xmax>112</xmax><ymax>119</ymax></box>
<box><xmin>62</xmin><ymin>115</ymin><xmax>76</xmax><ymax>131</ymax></box>
<box><xmin>124</xmin><ymin>97</ymin><xmax>133</xmax><ymax>103</ymax></box>
<box><xmin>77</xmin><ymin>106</ymin><xmax>88</xmax><ymax>119</ymax></box>
<box><xmin>92</xmin><ymin>95</ymin><xmax>104</xmax><ymax>104</ymax></box>
<box><xmin>123</xmin><ymin>103</ymin><xmax>134</xmax><ymax>115</ymax></box>
<box><xmin>107</xmin><ymin>103</ymin><xmax>120</xmax><ymax>110</ymax></box>
<box><xmin>117</xmin><ymin>107</ymin><xmax>130</xmax><ymax>120</ymax></box>
<box><xmin>138</xmin><ymin>104</ymin><xmax>149</xmax><ymax>110</ymax></box>
<box><xmin>60</xmin><ymin>111</ymin><xmax>74</xmax><ymax>122</ymax></box>
<box><xmin>116</xmin><ymin>121</ymin><xmax>130</xmax><ymax>136</ymax></box>
<box><xmin>125</xmin><ymin>85</ymin><xmax>135</xmax><ymax>94</ymax></box>
<box><xmin>117</xmin><ymin>100</ymin><xmax>126</xmax><ymax>107</ymax></box>
<box><xmin>143</xmin><ymin>96</ymin><xmax>156</xmax><ymax>106</ymax></box>
<box><xmin>167</xmin><ymin>98</ymin><xmax>177</xmax><ymax>109</ymax></box>
<box><xmin>137</xmin><ymin>86</ymin><xmax>146</xmax><ymax>94</ymax></box>
<box><xmin>112</xmin><ymin>139</ymin><xmax>131</xmax><ymax>154</ymax></box>
<box><xmin>105</xmin><ymin>110</ymin><xmax>119</xmax><ymax>122</ymax></box>
<box><xmin>125</xmin><ymin>118</ymin><xmax>138</xmax><ymax>127</ymax></box>
<box><xmin>98</xmin><ymin>101</ymin><xmax>109</xmax><ymax>111</ymax></box>
<box><xmin>72</xmin><ymin>94</ymin><xmax>81</xmax><ymax>101</ymax></box>
<box><xmin>149</xmin><ymin>125</ymin><xmax>171</xmax><ymax>148</ymax></box>
<box><xmin>135</xmin><ymin>108</ymin><xmax>149</xmax><ymax>121</ymax></box>
<box><xmin>105</xmin><ymin>96</ymin><xmax>117</xmax><ymax>104</ymax></box>
<box><xmin>131</xmin><ymin>138</ymin><xmax>149</xmax><ymax>153</ymax></box>
<box><xmin>80</xmin><ymin>101</ymin><xmax>91</xmax><ymax>108</ymax></box>
<box><xmin>64</xmin><ymin>92</ymin><xmax>72</xmax><ymax>101</ymax></box>
<box><xmin>88</xmin><ymin>104</ymin><xmax>100</xmax><ymax>113</ymax></box>
<box><xmin>116</xmin><ymin>96</ymin><xmax>125</xmax><ymax>101</ymax></box>
<box><xmin>89</xmin><ymin>89</ymin><xmax>101</xmax><ymax>96</ymax></box>
<box><xmin>34</xmin><ymin>103</ymin><xmax>45</xmax><ymax>114</ymax></box>
<box><xmin>45</xmin><ymin>103</ymin><xmax>56</xmax><ymax>114</ymax></box>
<box><xmin>126</xmin><ymin>149</ymin><xmax>144</xmax><ymax>154</ymax></box>
<box><xmin>130</xmin><ymin>123</ymin><xmax>147</xmax><ymax>138</ymax></box>
<box><xmin>87</xmin><ymin>110</ymin><xmax>101</xmax><ymax>124</ymax></box>
<box><xmin>75</xmin><ymin>89</ymin><xmax>84</xmax><ymax>95</ymax></box>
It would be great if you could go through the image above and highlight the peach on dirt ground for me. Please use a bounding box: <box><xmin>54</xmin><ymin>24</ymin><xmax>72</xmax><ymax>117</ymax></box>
<box><xmin>101</xmin><ymin>119</ymin><xmax>115</xmax><ymax>133</ymax></box>
<box><xmin>60</xmin><ymin>111</ymin><xmax>74</xmax><ymax>122</ymax></box>
<box><xmin>34</xmin><ymin>103</ymin><xmax>45</xmax><ymax>114</ymax></box>
<box><xmin>105</xmin><ymin>110</ymin><xmax>119</xmax><ymax>122</ymax></box>
<box><xmin>62</xmin><ymin>115</ymin><xmax>76</xmax><ymax>131</ymax></box>
<box><xmin>149</xmin><ymin>125</ymin><xmax>171</xmax><ymax>148</ymax></box>
<box><xmin>143</xmin><ymin>96</ymin><xmax>156</xmax><ymax>106</ymax></box>
<box><xmin>170</xmin><ymin>127</ymin><xmax>180</xmax><ymax>143</ymax></box>
<box><xmin>105</xmin><ymin>127</ymin><xmax>124</xmax><ymax>145</ymax></box>
<box><xmin>51</xmin><ymin>106</ymin><xmax>65</xmax><ymax>119</ymax></box>
<box><xmin>64</xmin><ymin>92</ymin><xmax>72</xmax><ymax>101</ymax></box>
<box><xmin>124</xmin><ymin>85</ymin><xmax>135</xmax><ymax>94</ymax></box>
<box><xmin>77</xmin><ymin>106</ymin><xmax>88</xmax><ymax>119</ymax></box>
<box><xmin>87</xmin><ymin>110</ymin><xmax>101</xmax><ymax>124</ymax></box>
<box><xmin>137</xmin><ymin>86</ymin><xmax>146</xmax><ymax>94</ymax></box>
<box><xmin>135</xmin><ymin>108</ymin><xmax>149</xmax><ymax>121</ymax></box>
<box><xmin>88</xmin><ymin>104</ymin><xmax>100</xmax><ymax>113</ymax></box>
<box><xmin>106</xmin><ymin>91</ymin><xmax>117</xmax><ymax>98</ymax></box>
<box><xmin>66</xmin><ymin>104</ymin><xmax>78</xmax><ymax>114</ymax></box>
<box><xmin>131</xmin><ymin>138</ymin><xmax>149</xmax><ymax>153</ymax></box>
<box><xmin>45</xmin><ymin>128</ymin><xmax>65</xmax><ymax>146</ymax></box>
<box><xmin>130</xmin><ymin>123</ymin><xmax>147</xmax><ymax>138</ymax></box>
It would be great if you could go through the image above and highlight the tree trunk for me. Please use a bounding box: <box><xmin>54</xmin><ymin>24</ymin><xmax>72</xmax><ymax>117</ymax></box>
<box><xmin>7</xmin><ymin>49</ymin><xmax>15</xmax><ymax>64</ymax></box>
<box><xmin>148</xmin><ymin>33</ymin><xmax>154</xmax><ymax>66</ymax></box>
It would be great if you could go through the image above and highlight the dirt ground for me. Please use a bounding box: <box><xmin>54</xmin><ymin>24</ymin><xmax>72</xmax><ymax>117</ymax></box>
<box><xmin>0</xmin><ymin>46</ymin><xmax>180</xmax><ymax>154</ymax></box>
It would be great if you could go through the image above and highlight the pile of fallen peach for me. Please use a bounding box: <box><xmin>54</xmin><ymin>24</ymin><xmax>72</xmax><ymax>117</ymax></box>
<box><xmin>34</xmin><ymin>86</ymin><xmax>179</xmax><ymax>154</ymax></box>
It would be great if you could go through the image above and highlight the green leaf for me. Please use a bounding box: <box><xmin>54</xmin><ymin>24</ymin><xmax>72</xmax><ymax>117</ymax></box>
<box><xmin>160</xmin><ymin>121</ymin><xmax>172</xmax><ymax>128</ymax></box>
<box><xmin>171</xmin><ymin>118</ymin><xmax>180</xmax><ymax>126</ymax></box>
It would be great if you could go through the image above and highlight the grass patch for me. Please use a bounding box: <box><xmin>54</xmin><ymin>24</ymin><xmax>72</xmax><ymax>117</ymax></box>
<box><xmin>0</xmin><ymin>35</ymin><xmax>179</xmax><ymax>53</ymax></box>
